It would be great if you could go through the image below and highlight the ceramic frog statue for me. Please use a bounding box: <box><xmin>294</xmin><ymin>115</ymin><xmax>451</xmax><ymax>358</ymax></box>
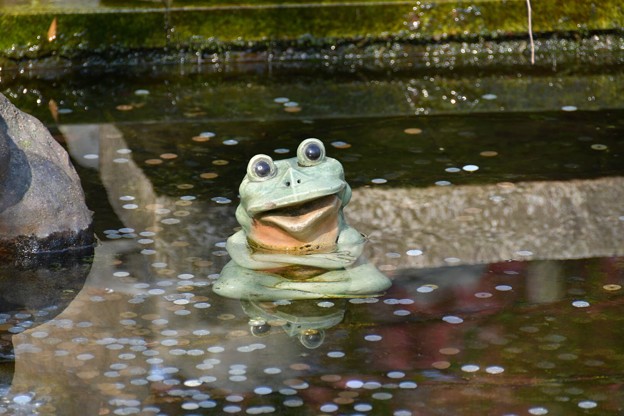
<box><xmin>213</xmin><ymin>138</ymin><xmax>391</xmax><ymax>300</ymax></box>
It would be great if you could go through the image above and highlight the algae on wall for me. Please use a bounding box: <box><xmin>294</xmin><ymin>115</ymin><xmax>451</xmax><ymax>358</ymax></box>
<box><xmin>0</xmin><ymin>0</ymin><xmax>622</xmax><ymax>61</ymax></box>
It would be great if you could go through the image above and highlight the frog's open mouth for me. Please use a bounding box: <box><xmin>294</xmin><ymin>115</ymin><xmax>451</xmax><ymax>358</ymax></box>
<box><xmin>248</xmin><ymin>194</ymin><xmax>341</xmax><ymax>252</ymax></box>
<box><xmin>257</xmin><ymin>194</ymin><xmax>340</xmax><ymax>237</ymax></box>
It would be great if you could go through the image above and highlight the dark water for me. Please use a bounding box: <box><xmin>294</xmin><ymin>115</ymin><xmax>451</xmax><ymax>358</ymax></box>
<box><xmin>0</xmin><ymin>61</ymin><xmax>623</xmax><ymax>414</ymax></box>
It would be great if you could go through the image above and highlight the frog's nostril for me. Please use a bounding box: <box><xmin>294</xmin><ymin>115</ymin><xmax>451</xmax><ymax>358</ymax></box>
<box><xmin>285</xmin><ymin>181</ymin><xmax>291</xmax><ymax>187</ymax></box>
<box><xmin>297</xmin><ymin>179</ymin><xmax>301</xmax><ymax>184</ymax></box>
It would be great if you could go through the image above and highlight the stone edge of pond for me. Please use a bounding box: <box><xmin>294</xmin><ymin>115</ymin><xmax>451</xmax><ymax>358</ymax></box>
<box><xmin>0</xmin><ymin>0</ymin><xmax>623</xmax><ymax>67</ymax></box>
<box><xmin>0</xmin><ymin>227</ymin><xmax>96</xmax><ymax>268</ymax></box>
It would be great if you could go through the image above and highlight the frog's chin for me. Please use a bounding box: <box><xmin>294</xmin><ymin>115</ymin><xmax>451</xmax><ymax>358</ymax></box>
<box><xmin>248</xmin><ymin>194</ymin><xmax>341</xmax><ymax>252</ymax></box>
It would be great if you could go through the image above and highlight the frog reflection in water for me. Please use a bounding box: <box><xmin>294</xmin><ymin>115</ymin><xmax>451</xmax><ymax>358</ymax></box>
<box><xmin>213</xmin><ymin>138</ymin><xmax>391</xmax><ymax>300</ymax></box>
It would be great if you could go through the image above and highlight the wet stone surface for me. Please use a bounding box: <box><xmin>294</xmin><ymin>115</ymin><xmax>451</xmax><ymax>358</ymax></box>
<box><xmin>0</xmin><ymin>93</ymin><xmax>94</xmax><ymax>260</ymax></box>
<box><xmin>0</xmin><ymin>61</ymin><xmax>623</xmax><ymax>415</ymax></box>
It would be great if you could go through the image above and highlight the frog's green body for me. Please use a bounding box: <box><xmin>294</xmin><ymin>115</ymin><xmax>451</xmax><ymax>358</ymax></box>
<box><xmin>213</xmin><ymin>139</ymin><xmax>391</xmax><ymax>300</ymax></box>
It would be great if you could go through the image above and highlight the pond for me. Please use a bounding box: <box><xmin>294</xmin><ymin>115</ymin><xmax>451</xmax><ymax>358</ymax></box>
<box><xmin>1</xmin><ymin>57</ymin><xmax>624</xmax><ymax>415</ymax></box>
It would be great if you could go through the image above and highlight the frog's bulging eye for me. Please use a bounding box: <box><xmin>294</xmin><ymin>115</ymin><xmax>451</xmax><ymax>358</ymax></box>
<box><xmin>247</xmin><ymin>154</ymin><xmax>276</xmax><ymax>181</ymax></box>
<box><xmin>297</xmin><ymin>138</ymin><xmax>326</xmax><ymax>166</ymax></box>
<box><xmin>305</xmin><ymin>143</ymin><xmax>321</xmax><ymax>160</ymax></box>
<box><xmin>254</xmin><ymin>160</ymin><xmax>271</xmax><ymax>176</ymax></box>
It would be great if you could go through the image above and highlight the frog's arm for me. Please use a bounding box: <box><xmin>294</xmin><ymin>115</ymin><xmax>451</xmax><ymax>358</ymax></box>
<box><xmin>251</xmin><ymin>226</ymin><xmax>366</xmax><ymax>269</ymax></box>
<box><xmin>227</xmin><ymin>231</ymin><xmax>357</xmax><ymax>270</ymax></box>
<box><xmin>226</xmin><ymin>230</ymin><xmax>287</xmax><ymax>270</ymax></box>
<box><xmin>228</xmin><ymin>226</ymin><xmax>366</xmax><ymax>270</ymax></box>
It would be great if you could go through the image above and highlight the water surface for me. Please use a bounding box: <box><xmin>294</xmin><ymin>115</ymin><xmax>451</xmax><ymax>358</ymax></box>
<box><xmin>0</xmin><ymin>61</ymin><xmax>623</xmax><ymax>415</ymax></box>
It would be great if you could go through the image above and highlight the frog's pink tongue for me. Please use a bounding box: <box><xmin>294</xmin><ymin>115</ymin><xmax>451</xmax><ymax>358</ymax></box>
<box><xmin>249</xmin><ymin>194</ymin><xmax>340</xmax><ymax>252</ymax></box>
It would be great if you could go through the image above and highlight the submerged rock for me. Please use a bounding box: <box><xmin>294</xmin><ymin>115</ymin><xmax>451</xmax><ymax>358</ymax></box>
<box><xmin>0</xmin><ymin>93</ymin><xmax>94</xmax><ymax>262</ymax></box>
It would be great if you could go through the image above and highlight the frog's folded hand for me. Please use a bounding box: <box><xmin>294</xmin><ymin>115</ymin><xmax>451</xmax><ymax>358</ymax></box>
<box><xmin>252</xmin><ymin>251</ymin><xmax>356</xmax><ymax>269</ymax></box>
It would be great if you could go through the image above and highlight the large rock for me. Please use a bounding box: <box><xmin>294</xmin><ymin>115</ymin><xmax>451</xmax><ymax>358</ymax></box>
<box><xmin>0</xmin><ymin>93</ymin><xmax>94</xmax><ymax>261</ymax></box>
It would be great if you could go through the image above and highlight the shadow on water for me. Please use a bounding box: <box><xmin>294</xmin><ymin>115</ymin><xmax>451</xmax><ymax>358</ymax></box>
<box><xmin>0</xmin><ymin>61</ymin><xmax>623</xmax><ymax>414</ymax></box>
<box><xmin>0</xmin><ymin>250</ymin><xmax>92</xmax><ymax>400</ymax></box>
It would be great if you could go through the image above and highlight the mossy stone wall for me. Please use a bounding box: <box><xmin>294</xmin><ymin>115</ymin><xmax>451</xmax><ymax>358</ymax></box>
<box><xmin>0</xmin><ymin>0</ymin><xmax>622</xmax><ymax>60</ymax></box>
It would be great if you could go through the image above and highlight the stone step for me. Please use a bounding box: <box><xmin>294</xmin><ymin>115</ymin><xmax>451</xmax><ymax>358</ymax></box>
<box><xmin>1</xmin><ymin>0</ymin><xmax>623</xmax><ymax>62</ymax></box>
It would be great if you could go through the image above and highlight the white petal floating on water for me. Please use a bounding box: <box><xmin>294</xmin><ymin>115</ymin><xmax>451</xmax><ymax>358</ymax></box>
<box><xmin>346</xmin><ymin>379</ymin><xmax>364</xmax><ymax>388</ymax></box>
<box><xmin>417</xmin><ymin>285</ymin><xmax>435</xmax><ymax>293</ymax></box>
<box><xmin>442</xmin><ymin>315</ymin><xmax>464</xmax><ymax>324</ymax></box>
<box><xmin>461</xmin><ymin>364</ymin><xmax>480</xmax><ymax>373</ymax></box>
<box><xmin>254</xmin><ymin>386</ymin><xmax>273</xmax><ymax>395</ymax></box>
<box><xmin>495</xmin><ymin>285</ymin><xmax>513</xmax><ymax>291</ymax></box>
<box><xmin>320</xmin><ymin>404</ymin><xmax>338</xmax><ymax>413</ymax></box>
<box><xmin>211</xmin><ymin>196</ymin><xmax>232</xmax><ymax>204</ymax></box>
<box><xmin>364</xmin><ymin>335</ymin><xmax>383</xmax><ymax>342</ymax></box>
<box><xmin>354</xmin><ymin>404</ymin><xmax>373</xmax><ymax>412</ymax></box>
<box><xmin>13</xmin><ymin>395</ymin><xmax>32</xmax><ymax>405</ymax></box>
<box><xmin>578</xmin><ymin>401</ymin><xmax>597</xmax><ymax>409</ymax></box>
<box><xmin>485</xmin><ymin>365</ymin><xmax>505</xmax><ymax>374</ymax></box>
<box><xmin>444</xmin><ymin>257</ymin><xmax>461</xmax><ymax>264</ymax></box>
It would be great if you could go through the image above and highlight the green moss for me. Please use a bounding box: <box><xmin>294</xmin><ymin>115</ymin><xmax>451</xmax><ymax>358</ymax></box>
<box><xmin>0</xmin><ymin>11</ymin><xmax>165</xmax><ymax>59</ymax></box>
<box><xmin>0</xmin><ymin>0</ymin><xmax>622</xmax><ymax>60</ymax></box>
<box><xmin>409</xmin><ymin>0</ymin><xmax>624</xmax><ymax>39</ymax></box>
<box><xmin>169</xmin><ymin>4</ymin><xmax>411</xmax><ymax>43</ymax></box>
